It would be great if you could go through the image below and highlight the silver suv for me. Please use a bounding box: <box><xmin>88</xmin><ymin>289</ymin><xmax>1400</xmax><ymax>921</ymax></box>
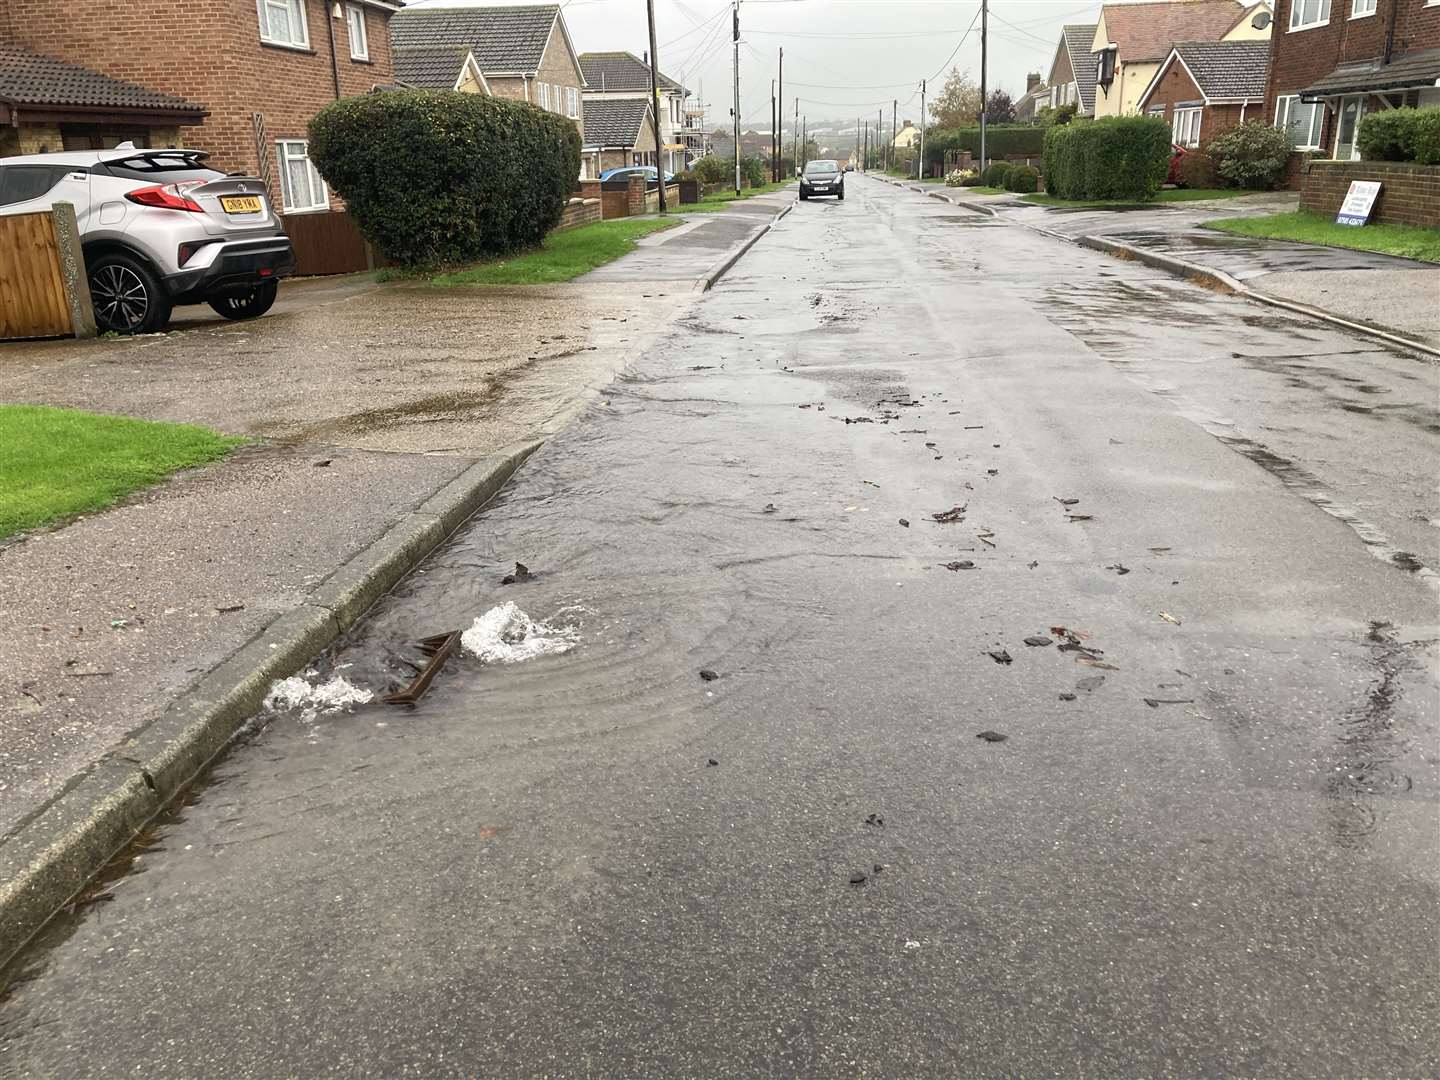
<box><xmin>0</xmin><ymin>143</ymin><xmax>295</xmax><ymax>334</ymax></box>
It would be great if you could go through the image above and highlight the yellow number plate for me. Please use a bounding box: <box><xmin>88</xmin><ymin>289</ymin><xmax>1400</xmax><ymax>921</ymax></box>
<box><xmin>220</xmin><ymin>195</ymin><xmax>263</xmax><ymax>214</ymax></box>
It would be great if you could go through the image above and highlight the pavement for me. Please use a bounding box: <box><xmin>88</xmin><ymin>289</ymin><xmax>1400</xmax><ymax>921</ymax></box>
<box><xmin>2</xmin><ymin>174</ymin><xmax>1434</xmax><ymax>1077</ymax></box>
<box><xmin>983</xmin><ymin>189</ymin><xmax>1440</xmax><ymax>349</ymax></box>
<box><xmin>0</xmin><ymin>199</ymin><xmax>788</xmax><ymax>844</ymax></box>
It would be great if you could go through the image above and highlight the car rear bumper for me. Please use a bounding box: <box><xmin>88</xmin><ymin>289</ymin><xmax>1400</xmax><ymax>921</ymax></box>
<box><xmin>164</xmin><ymin>236</ymin><xmax>296</xmax><ymax>303</ymax></box>
<box><xmin>800</xmin><ymin>182</ymin><xmax>842</xmax><ymax>197</ymax></box>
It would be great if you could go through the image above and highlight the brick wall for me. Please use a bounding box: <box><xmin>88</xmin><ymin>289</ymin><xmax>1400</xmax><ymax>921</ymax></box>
<box><xmin>556</xmin><ymin>197</ymin><xmax>601</xmax><ymax>230</ymax></box>
<box><xmin>1</xmin><ymin>0</ymin><xmax>395</xmax><ymax>211</ymax></box>
<box><xmin>1300</xmin><ymin>160</ymin><xmax>1440</xmax><ymax>228</ymax></box>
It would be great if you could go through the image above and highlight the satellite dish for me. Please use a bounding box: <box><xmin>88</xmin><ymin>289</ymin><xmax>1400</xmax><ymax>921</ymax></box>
<box><xmin>1253</xmin><ymin>11</ymin><xmax>1272</xmax><ymax>29</ymax></box>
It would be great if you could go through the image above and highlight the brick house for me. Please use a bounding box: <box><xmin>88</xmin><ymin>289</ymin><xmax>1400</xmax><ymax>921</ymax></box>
<box><xmin>1264</xmin><ymin>0</ymin><xmax>1440</xmax><ymax>164</ymax></box>
<box><xmin>0</xmin><ymin>44</ymin><xmax>207</xmax><ymax>156</ymax></box>
<box><xmin>392</xmin><ymin>4</ymin><xmax>586</xmax><ymax>135</ymax></box>
<box><xmin>1046</xmin><ymin>24</ymin><xmax>1099</xmax><ymax>117</ymax></box>
<box><xmin>579</xmin><ymin>52</ymin><xmax>689</xmax><ymax>176</ymax></box>
<box><xmin>1136</xmin><ymin>40</ymin><xmax>1273</xmax><ymax>146</ymax></box>
<box><xmin>0</xmin><ymin>0</ymin><xmax>401</xmax><ymax>272</ymax></box>
<box><xmin>580</xmin><ymin>98</ymin><xmax>658</xmax><ymax>178</ymax></box>
<box><xmin>1091</xmin><ymin>1</ymin><xmax>1274</xmax><ymax>118</ymax></box>
<box><xmin>393</xmin><ymin>45</ymin><xmax>490</xmax><ymax>94</ymax></box>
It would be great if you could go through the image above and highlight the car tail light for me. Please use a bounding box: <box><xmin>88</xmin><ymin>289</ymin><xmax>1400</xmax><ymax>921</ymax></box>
<box><xmin>126</xmin><ymin>183</ymin><xmax>205</xmax><ymax>212</ymax></box>
<box><xmin>177</xmin><ymin>240</ymin><xmax>217</xmax><ymax>266</ymax></box>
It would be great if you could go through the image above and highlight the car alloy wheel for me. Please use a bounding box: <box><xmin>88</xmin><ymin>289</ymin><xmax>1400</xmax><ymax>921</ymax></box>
<box><xmin>91</xmin><ymin>263</ymin><xmax>150</xmax><ymax>332</ymax></box>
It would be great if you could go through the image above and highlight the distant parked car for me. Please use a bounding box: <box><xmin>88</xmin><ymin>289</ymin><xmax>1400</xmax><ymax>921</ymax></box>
<box><xmin>844</xmin><ymin>164</ymin><xmax>855</xmax><ymax>172</ymax></box>
<box><xmin>599</xmin><ymin>166</ymin><xmax>675</xmax><ymax>185</ymax></box>
<box><xmin>0</xmin><ymin>143</ymin><xmax>294</xmax><ymax>334</ymax></box>
<box><xmin>799</xmin><ymin>159</ymin><xmax>844</xmax><ymax>201</ymax></box>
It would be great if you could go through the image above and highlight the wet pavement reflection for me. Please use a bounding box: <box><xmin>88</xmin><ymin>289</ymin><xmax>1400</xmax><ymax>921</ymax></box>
<box><xmin>1</xmin><ymin>177</ymin><xmax>1436</xmax><ymax>1079</ymax></box>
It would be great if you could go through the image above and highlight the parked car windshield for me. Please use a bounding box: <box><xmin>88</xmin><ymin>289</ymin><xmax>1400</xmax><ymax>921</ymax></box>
<box><xmin>804</xmin><ymin>161</ymin><xmax>839</xmax><ymax>176</ymax></box>
<box><xmin>99</xmin><ymin>152</ymin><xmax>226</xmax><ymax>183</ymax></box>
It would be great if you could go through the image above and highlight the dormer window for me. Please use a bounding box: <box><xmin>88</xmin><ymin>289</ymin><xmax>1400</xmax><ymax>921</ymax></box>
<box><xmin>1097</xmin><ymin>48</ymin><xmax>1116</xmax><ymax>89</ymax></box>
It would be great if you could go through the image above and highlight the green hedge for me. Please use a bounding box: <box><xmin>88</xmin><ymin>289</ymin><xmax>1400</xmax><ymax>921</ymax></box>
<box><xmin>1043</xmin><ymin>116</ymin><xmax>1171</xmax><ymax>201</ymax></box>
<box><xmin>308</xmin><ymin>90</ymin><xmax>580</xmax><ymax>269</ymax></box>
<box><xmin>923</xmin><ymin>125</ymin><xmax>1044</xmax><ymax>169</ymax></box>
<box><xmin>1004</xmin><ymin>164</ymin><xmax>1040</xmax><ymax>194</ymax></box>
<box><xmin>1357</xmin><ymin>106</ymin><xmax>1440</xmax><ymax>166</ymax></box>
<box><xmin>981</xmin><ymin>161</ymin><xmax>1014</xmax><ymax>187</ymax></box>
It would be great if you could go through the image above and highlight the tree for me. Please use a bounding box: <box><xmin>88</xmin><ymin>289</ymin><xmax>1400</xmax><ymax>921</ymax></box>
<box><xmin>985</xmin><ymin>90</ymin><xmax>1016</xmax><ymax>124</ymax></box>
<box><xmin>930</xmin><ymin>67</ymin><xmax>982</xmax><ymax>129</ymax></box>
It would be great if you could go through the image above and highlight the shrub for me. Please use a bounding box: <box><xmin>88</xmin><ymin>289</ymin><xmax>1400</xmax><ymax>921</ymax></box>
<box><xmin>1004</xmin><ymin>164</ymin><xmax>1040</xmax><ymax>193</ymax></box>
<box><xmin>1207</xmin><ymin>121</ymin><xmax>1290</xmax><ymax>190</ymax></box>
<box><xmin>922</xmin><ymin>124</ymin><xmax>1044</xmax><ymax>171</ymax></box>
<box><xmin>739</xmin><ymin>155</ymin><xmax>766</xmax><ymax>188</ymax></box>
<box><xmin>1043</xmin><ymin>115</ymin><xmax>1170</xmax><ymax>201</ymax></box>
<box><xmin>693</xmin><ymin>155</ymin><xmax>731</xmax><ymax>184</ymax></box>
<box><xmin>944</xmin><ymin>168</ymin><xmax>976</xmax><ymax>187</ymax></box>
<box><xmin>1176</xmin><ymin>149</ymin><xmax>1221</xmax><ymax>189</ymax></box>
<box><xmin>1358</xmin><ymin>106</ymin><xmax>1440</xmax><ymax>165</ymax></box>
<box><xmin>308</xmin><ymin>90</ymin><xmax>579</xmax><ymax>270</ymax></box>
<box><xmin>982</xmin><ymin>161</ymin><xmax>1014</xmax><ymax>187</ymax></box>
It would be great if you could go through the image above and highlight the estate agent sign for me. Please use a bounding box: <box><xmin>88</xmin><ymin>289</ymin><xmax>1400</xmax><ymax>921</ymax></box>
<box><xmin>1335</xmin><ymin>181</ymin><xmax>1382</xmax><ymax>227</ymax></box>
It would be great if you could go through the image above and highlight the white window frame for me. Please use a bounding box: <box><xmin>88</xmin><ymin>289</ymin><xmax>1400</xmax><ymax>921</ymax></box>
<box><xmin>346</xmin><ymin>3</ymin><xmax>369</xmax><ymax>60</ymax></box>
<box><xmin>566</xmin><ymin>86</ymin><xmax>580</xmax><ymax>120</ymax></box>
<box><xmin>257</xmin><ymin>0</ymin><xmax>310</xmax><ymax>49</ymax></box>
<box><xmin>1350</xmin><ymin>0</ymin><xmax>1376</xmax><ymax>16</ymax></box>
<box><xmin>538</xmin><ymin>82</ymin><xmax>551</xmax><ymax>111</ymax></box>
<box><xmin>1274</xmin><ymin>94</ymin><xmax>1325</xmax><ymax>150</ymax></box>
<box><xmin>1172</xmin><ymin>106</ymin><xmax>1202</xmax><ymax>148</ymax></box>
<box><xmin>1288</xmin><ymin>0</ymin><xmax>1332</xmax><ymax>31</ymax></box>
<box><xmin>276</xmin><ymin>139</ymin><xmax>329</xmax><ymax>213</ymax></box>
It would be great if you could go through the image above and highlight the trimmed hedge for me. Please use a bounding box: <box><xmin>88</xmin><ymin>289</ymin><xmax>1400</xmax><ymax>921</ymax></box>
<box><xmin>1004</xmin><ymin>164</ymin><xmax>1040</xmax><ymax>194</ymax></box>
<box><xmin>981</xmin><ymin>161</ymin><xmax>1014</xmax><ymax>187</ymax></box>
<box><xmin>923</xmin><ymin>124</ymin><xmax>1044</xmax><ymax>169</ymax></box>
<box><xmin>308</xmin><ymin>90</ymin><xmax>580</xmax><ymax>269</ymax></box>
<box><xmin>1357</xmin><ymin>106</ymin><xmax>1440</xmax><ymax>166</ymax></box>
<box><xmin>1043</xmin><ymin>116</ymin><xmax>1171</xmax><ymax>201</ymax></box>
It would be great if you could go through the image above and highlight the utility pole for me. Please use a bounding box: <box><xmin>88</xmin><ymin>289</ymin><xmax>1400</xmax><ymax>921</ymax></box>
<box><xmin>877</xmin><ymin>109</ymin><xmax>883</xmax><ymax>171</ymax></box>
<box><xmin>645</xmin><ymin>0</ymin><xmax>666</xmax><ymax>212</ymax></box>
<box><xmin>855</xmin><ymin>116</ymin><xmax>860</xmax><ymax>170</ymax></box>
<box><xmin>980</xmin><ymin>0</ymin><xmax>988</xmax><ymax>172</ymax></box>
<box><xmin>771</xmin><ymin>79</ymin><xmax>777</xmax><ymax>184</ymax></box>
<box><xmin>892</xmin><ymin>99</ymin><xmax>897</xmax><ymax>174</ymax></box>
<box><xmin>793</xmin><ymin>97</ymin><xmax>799</xmax><ymax>179</ymax></box>
<box><xmin>801</xmin><ymin>115</ymin><xmax>807</xmax><ymax>171</ymax></box>
<box><xmin>777</xmin><ymin>48</ymin><xmax>783</xmax><ymax>181</ymax></box>
<box><xmin>732</xmin><ymin>0</ymin><xmax>741</xmax><ymax>194</ymax></box>
<box><xmin>863</xmin><ymin>121</ymin><xmax>868</xmax><ymax>171</ymax></box>
<box><xmin>920</xmin><ymin>78</ymin><xmax>927</xmax><ymax>180</ymax></box>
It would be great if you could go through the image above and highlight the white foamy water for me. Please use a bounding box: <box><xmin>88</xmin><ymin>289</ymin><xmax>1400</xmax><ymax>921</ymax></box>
<box><xmin>460</xmin><ymin>601</ymin><xmax>578</xmax><ymax>663</ymax></box>
<box><xmin>264</xmin><ymin>672</ymin><xmax>374</xmax><ymax>720</ymax></box>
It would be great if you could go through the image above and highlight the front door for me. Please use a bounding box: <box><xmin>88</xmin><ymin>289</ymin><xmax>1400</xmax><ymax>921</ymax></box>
<box><xmin>1334</xmin><ymin>96</ymin><xmax>1367</xmax><ymax>161</ymax></box>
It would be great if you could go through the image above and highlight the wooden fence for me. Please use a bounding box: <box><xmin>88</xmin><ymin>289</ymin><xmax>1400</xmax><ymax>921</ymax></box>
<box><xmin>0</xmin><ymin>205</ymin><xmax>94</xmax><ymax>341</ymax></box>
<box><xmin>282</xmin><ymin>209</ymin><xmax>388</xmax><ymax>277</ymax></box>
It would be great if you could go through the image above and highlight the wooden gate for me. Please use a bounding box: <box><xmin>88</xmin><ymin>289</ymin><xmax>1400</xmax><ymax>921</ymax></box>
<box><xmin>0</xmin><ymin>206</ymin><xmax>94</xmax><ymax>340</ymax></box>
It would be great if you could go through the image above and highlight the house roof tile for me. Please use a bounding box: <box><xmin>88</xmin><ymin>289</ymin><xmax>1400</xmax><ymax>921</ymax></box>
<box><xmin>582</xmin><ymin>97</ymin><xmax>651</xmax><ymax>148</ymax></box>
<box><xmin>392</xmin><ymin>4</ymin><xmax>559</xmax><ymax>75</ymax></box>
<box><xmin>1062</xmin><ymin>24</ymin><xmax>1099</xmax><ymax>113</ymax></box>
<box><xmin>1099</xmin><ymin>1</ymin><xmax>1255</xmax><ymax>62</ymax></box>
<box><xmin>393</xmin><ymin>45</ymin><xmax>475</xmax><ymax>90</ymax></box>
<box><xmin>1300</xmin><ymin>46</ymin><xmax>1440</xmax><ymax>98</ymax></box>
<box><xmin>1173</xmin><ymin>39</ymin><xmax>1270</xmax><ymax>100</ymax></box>
<box><xmin>0</xmin><ymin>44</ymin><xmax>205</xmax><ymax>117</ymax></box>
<box><xmin>579</xmin><ymin>52</ymin><xmax>682</xmax><ymax>93</ymax></box>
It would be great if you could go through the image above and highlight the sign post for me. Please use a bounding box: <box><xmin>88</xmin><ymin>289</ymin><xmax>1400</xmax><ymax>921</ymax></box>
<box><xmin>1335</xmin><ymin>180</ymin><xmax>1381</xmax><ymax>227</ymax></box>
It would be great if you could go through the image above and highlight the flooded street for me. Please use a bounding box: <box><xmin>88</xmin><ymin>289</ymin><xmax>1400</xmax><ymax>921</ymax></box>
<box><xmin>2</xmin><ymin>177</ymin><xmax>1437</xmax><ymax>1077</ymax></box>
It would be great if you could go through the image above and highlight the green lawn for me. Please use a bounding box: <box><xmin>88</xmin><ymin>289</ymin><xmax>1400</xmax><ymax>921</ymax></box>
<box><xmin>672</xmin><ymin>180</ymin><xmax>794</xmax><ymax>213</ymax></box>
<box><xmin>0</xmin><ymin>405</ymin><xmax>240</xmax><ymax>539</ymax></box>
<box><xmin>1202</xmin><ymin>210</ymin><xmax>1440</xmax><ymax>264</ymax></box>
<box><xmin>432</xmin><ymin>218</ymin><xmax>680</xmax><ymax>285</ymax></box>
<box><xmin>1022</xmin><ymin>188</ymin><xmax>1256</xmax><ymax>208</ymax></box>
<box><xmin>955</xmin><ymin>185</ymin><xmax>1008</xmax><ymax>196</ymax></box>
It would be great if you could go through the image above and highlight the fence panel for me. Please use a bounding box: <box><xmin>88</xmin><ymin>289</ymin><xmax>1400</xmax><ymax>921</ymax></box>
<box><xmin>0</xmin><ymin>211</ymin><xmax>73</xmax><ymax>340</ymax></box>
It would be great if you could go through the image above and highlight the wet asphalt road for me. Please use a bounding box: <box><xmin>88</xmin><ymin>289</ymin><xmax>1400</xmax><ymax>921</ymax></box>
<box><xmin>3</xmin><ymin>177</ymin><xmax>1438</xmax><ymax>1078</ymax></box>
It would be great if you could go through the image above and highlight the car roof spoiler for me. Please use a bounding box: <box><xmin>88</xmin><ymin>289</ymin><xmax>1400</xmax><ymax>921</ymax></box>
<box><xmin>97</xmin><ymin>144</ymin><xmax>211</xmax><ymax>165</ymax></box>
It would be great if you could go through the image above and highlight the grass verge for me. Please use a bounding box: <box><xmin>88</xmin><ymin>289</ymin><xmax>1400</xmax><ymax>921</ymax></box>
<box><xmin>1202</xmin><ymin>210</ymin><xmax>1440</xmax><ymax>264</ymax></box>
<box><xmin>672</xmin><ymin>180</ymin><xmax>794</xmax><ymax>213</ymax></box>
<box><xmin>432</xmin><ymin>218</ymin><xmax>680</xmax><ymax>285</ymax></box>
<box><xmin>956</xmin><ymin>186</ymin><xmax>1008</xmax><ymax>195</ymax></box>
<box><xmin>0</xmin><ymin>405</ymin><xmax>241</xmax><ymax>539</ymax></box>
<box><xmin>1022</xmin><ymin>188</ymin><xmax>1257</xmax><ymax>208</ymax></box>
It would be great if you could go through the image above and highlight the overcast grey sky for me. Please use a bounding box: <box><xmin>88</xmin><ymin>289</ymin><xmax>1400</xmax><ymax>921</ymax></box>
<box><xmin>404</xmin><ymin>0</ymin><xmax>1139</xmax><ymax>129</ymax></box>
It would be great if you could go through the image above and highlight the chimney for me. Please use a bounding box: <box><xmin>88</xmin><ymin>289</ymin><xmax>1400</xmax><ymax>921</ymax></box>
<box><xmin>902</xmin><ymin>120</ymin><xmax>913</xmax><ymax>129</ymax></box>
<box><xmin>1026</xmin><ymin>71</ymin><xmax>1042</xmax><ymax>93</ymax></box>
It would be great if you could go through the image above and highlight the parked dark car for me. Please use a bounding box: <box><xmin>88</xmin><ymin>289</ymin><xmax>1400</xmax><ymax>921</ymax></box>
<box><xmin>599</xmin><ymin>166</ymin><xmax>674</xmax><ymax>186</ymax></box>
<box><xmin>799</xmin><ymin>159</ymin><xmax>844</xmax><ymax>201</ymax></box>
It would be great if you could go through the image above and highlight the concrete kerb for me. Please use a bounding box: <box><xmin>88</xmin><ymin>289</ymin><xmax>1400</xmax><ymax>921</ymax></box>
<box><xmin>695</xmin><ymin>203</ymin><xmax>794</xmax><ymax>292</ymax></box>
<box><xmin>1076</xmin><ymin>233</ymin><xmax>1440</xmax><ymax>359</ymax></box>
<box><xmin>0</xmin><ymin>440</ymin><xmax>541</xmax><ymax>970</ymax></box>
